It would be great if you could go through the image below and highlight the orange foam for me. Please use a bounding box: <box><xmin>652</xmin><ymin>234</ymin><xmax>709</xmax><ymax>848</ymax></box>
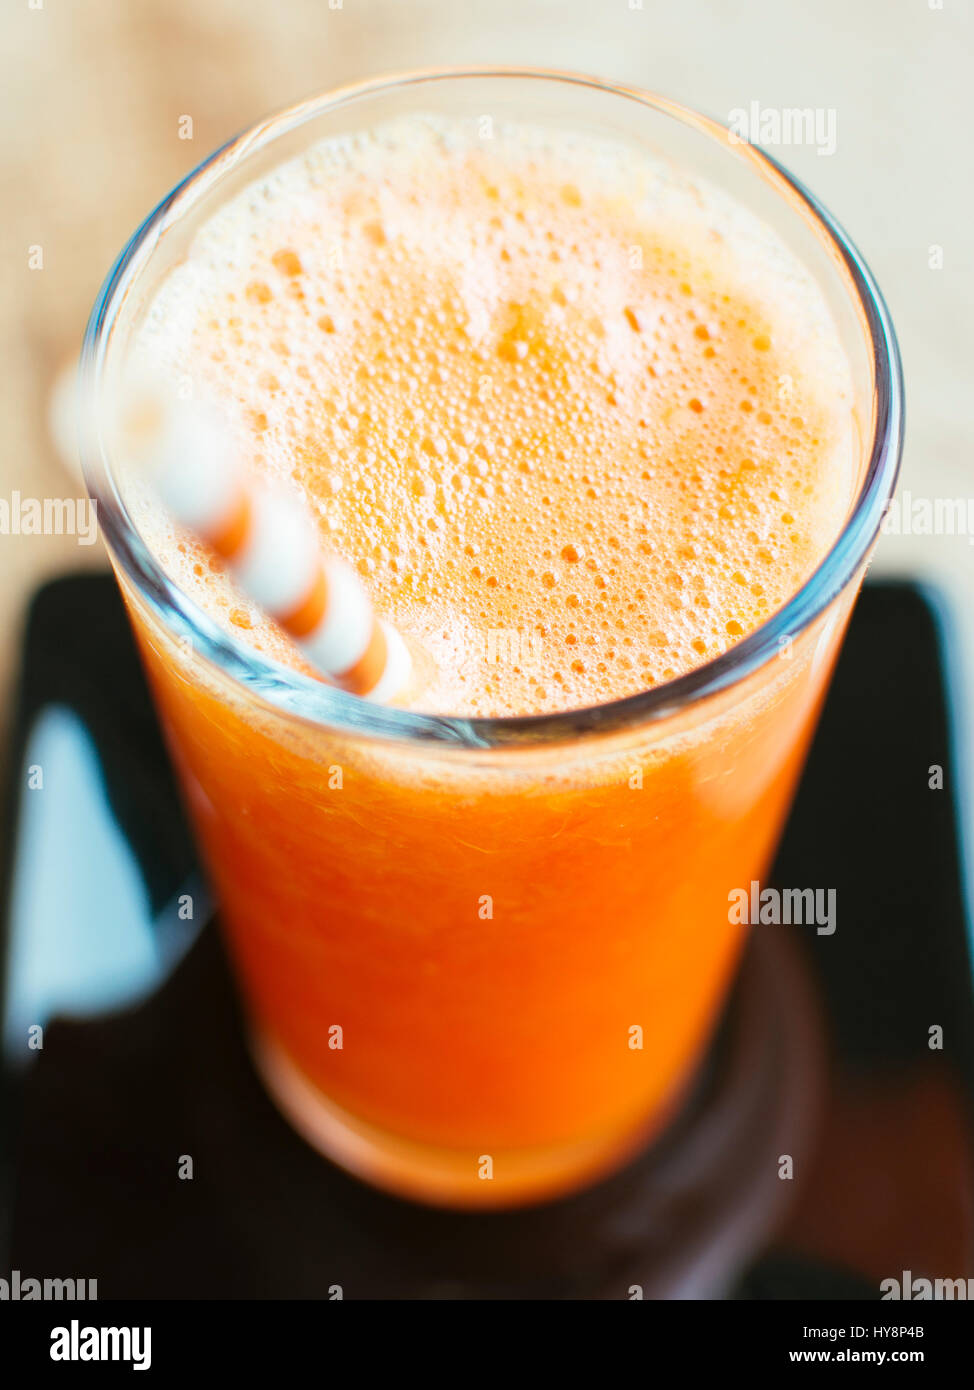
<box><xmin>134</xmin><ymin>118</ymin><xmax>855</xmax><ymax>716</ymax></box>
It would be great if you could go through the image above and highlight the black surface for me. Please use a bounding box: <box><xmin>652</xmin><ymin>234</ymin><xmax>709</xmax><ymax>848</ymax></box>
<box><xmin>1</xmin><ymin>576</ymin><xmax>973</xmax><ymax>1299</ymax></box>
<box><xmin>0</xmin><ymin>922</ymin><xmax>821</xmax><ymax>1300</ymax></box>
<box><xmin>0</xmin><ymin>574</ymin><xmax>196</xmax><ymax>921</ymax></box>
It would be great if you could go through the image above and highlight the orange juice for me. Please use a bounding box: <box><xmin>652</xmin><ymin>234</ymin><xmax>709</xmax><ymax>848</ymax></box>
<box><xmin>109</xmin><ymin>102</ymin><xmax>863</xmax><ymax>1206</ymax></box>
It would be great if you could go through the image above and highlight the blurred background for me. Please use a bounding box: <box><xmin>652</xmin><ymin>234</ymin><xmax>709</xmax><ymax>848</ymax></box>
<box><xmin>1</xmin><ymin>0</ymin><xmax>972</xmax><ymax>778</ymax></box>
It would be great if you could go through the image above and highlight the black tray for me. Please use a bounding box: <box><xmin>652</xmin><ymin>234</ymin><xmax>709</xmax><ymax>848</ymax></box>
<box><xmin>1</xmin><ymin>577</ymin><xmax>972</xmax><ymax>1299</ymax></box>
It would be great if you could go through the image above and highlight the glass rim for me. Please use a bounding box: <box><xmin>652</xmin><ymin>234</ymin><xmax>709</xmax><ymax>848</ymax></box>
<box><xmin>81</xmin><ymin>65</ymin><xmax>904</xmax><ymax>751</ymax></box>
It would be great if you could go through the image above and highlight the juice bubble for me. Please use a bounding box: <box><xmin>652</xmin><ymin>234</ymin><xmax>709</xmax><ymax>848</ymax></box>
<box><xmin>131</xmin><ymin>116</ymin><xmax>856</xmax><ymax>718</ymax></box>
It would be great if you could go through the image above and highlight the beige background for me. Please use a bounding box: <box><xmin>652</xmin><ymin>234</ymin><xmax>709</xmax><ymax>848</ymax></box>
<box><xmin>2</xmin><ymin>0</ymin><xmax>972</xmax><ymax>776</ymax></box>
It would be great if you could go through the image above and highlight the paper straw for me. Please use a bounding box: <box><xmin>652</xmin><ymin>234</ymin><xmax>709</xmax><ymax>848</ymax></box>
<box><xmin>117</xmin><ymin>390</ymin><xmax>411</xmax><ymax>703</ymax></box>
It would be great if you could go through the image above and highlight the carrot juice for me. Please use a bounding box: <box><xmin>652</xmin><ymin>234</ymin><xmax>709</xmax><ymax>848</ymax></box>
<box><xmin>86</xmin><ymin>75</ymin><xmax>897</xmax><ymax>1208</ymax></box>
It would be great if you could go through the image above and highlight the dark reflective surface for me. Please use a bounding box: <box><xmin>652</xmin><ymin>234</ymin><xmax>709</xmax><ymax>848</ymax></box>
<box><xmin>1</xmin><ymin>577</ymin><xmax>972</xmax><ymax>1298</ymax></box>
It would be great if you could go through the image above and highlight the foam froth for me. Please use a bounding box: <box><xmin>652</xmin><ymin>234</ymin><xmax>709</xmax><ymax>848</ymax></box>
<box><xmin>130</xmin><ymin>115</ymin><xmax>857</xmax><ymax>717</ymax></box>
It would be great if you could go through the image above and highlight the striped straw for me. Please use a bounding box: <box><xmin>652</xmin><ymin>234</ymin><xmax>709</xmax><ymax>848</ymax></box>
<box><xmin>118</xmin><ymin>389</ymin><xmax>411</xmax><ymax>703</ymax></box>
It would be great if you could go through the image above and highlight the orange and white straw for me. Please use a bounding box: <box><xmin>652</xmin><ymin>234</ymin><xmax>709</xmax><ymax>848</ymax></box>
<box><xmin>118</xmin><ymin>390</ymin><xmax>410</xmax><ymax>703</ymax></box>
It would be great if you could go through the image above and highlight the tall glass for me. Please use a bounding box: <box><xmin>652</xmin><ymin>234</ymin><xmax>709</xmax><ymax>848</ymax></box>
<box><xmin>81</xmin><ymin>71</ymin><xmax>902</xmax><ymax>1208</ymax></box>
